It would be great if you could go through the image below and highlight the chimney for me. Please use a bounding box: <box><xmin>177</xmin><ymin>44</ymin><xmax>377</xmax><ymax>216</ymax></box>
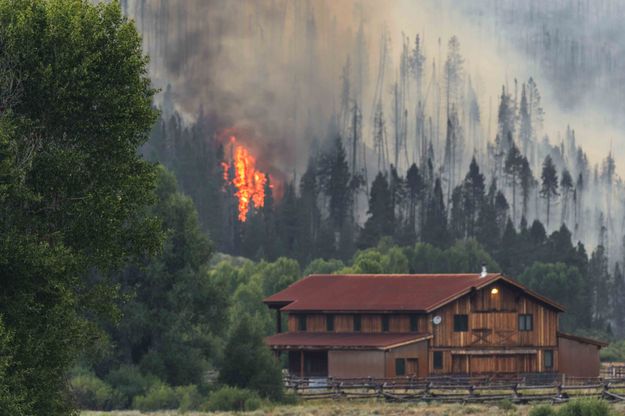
<box><xmin>480</xmin><ymin>263</ymin><xmax>487</xmax><ymax>278</ymax></box>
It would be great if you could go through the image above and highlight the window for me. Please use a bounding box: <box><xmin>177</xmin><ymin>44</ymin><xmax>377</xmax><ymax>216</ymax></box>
<box><xmin>544</xmin><ymin>350</ymin><xmax>554</xmax><ymax>369</ymax></box>
<box><xmin>297</xmin><ymin>315</ymin><xmax>307</xmax><ymax>331</ymax></box>
<box><xmin>453</xmin><ymin>314</ymin><xmax>469</xmax><ymax>332</ymax></box>
<box><xmin>433</xmin><ymin>351</ymin><xmax>443</xmax><ymax>369</ymax></box>
<box><xmin>353</xmin><ymin>315</ymin><xmax>361</xmax><ymax>332</ymax></box>
<box><xmin>326</xmin><ymin>315</ymin><xmax>334</xmax><ymax>332</ymax></box>
<box><xmin>410</xmin><ymin>315</ymin><xmax>419</xmax><ymax>332</ymax></box>
<box><xmin>381</xmin><ymin>316</ymin><xmax>389</xmax><ymax>332</ymax></box>
<box><xmin>395</xmin><ymin>358</ymin><xmax>406</xmax><ymax>376</ymax></box>
<box><xmin>519</xmin><ymin>314</ymin><xmax>533</xmax><ymax>331</ymax></box>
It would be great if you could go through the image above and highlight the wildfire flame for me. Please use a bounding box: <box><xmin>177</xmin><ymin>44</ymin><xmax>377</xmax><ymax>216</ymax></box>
<box><xmin>222</xmin><ymin>136</ymin><xmax>268</xmax><ymax>222</ymax></box>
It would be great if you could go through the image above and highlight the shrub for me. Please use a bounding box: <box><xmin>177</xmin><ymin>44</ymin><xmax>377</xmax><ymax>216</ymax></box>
<box><xmin>104</xmin><ymin>365</ymin><xmax>159</xmax><ymax>408</ymax></box>
<box><xmin>203</xmin><ymin>386</ymin><xmax>263</xmax><ymax>412</ymax></box>
<box><xmin>132</xmin><ymin>383</ymin><xmax>179</xmax><ymax>411</ymax></box>
<box><xmin>70</xmin><ymin>373</ymin><xmax>123</xmax><ymax>410</ymax></box>
<box><xmin>556</xmin><ymin>398</ymin><xmax>613</xmax><ymax>416</ymax></box>
<box><xmin>529</xmin><ymin>404</ymin><xmax>556</xmax><ymax>416</ymax></box>
<box><xmin>176</xmin><ymin>385</ymin><xmax>203</xmax><ymax>412</ymax></box>
<box><xmin>495</xmin><ymin>398</ymin><xmax>515</xmax><ymax>411</ymax></box>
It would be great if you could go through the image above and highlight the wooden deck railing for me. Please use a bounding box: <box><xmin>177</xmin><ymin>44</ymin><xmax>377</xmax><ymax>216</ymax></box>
<box><xmin>284</xmin><ymin>374</ymin><xmax>625</xmax><ymax>403</ymax></box>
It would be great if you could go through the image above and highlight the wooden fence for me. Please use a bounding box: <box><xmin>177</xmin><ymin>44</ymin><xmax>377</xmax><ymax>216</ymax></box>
<box><xmin>601</xmin><ymin>365</ymin><xmax>625</xmax><ymax>379</ymax></box>
<box><xmin>284</xmin><ymin>375</ymin><xmax>625</xmax><ymax>403</ymax></box>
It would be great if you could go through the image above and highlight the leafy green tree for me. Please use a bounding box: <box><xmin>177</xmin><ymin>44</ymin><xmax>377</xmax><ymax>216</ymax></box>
<box><xmin>111</xmin><ymin>167</ymin><xmax>228</xmax><ymax>386</ymax></box>
<box><xmin>518</xmin><ymin>262</ymin><xmax>585</xmax><ymax>331</ymax></box>
<box><xmin>219</xmin><ymin>316</ymin><xmax>283</xmax><ymax>401</ymax></box>
<box><xmin>0</xmin><ymin>1</ymin><xmax>159</xmax><ymax>414</ymax></box>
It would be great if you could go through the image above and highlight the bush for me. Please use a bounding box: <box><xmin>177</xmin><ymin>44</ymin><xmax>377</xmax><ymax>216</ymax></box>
<box><xmin>203</xmin><ymin>386</ymin><xmax>263</xmax><ymax>412</ymax></box>
<box><xmin>495</xmin><ymin>398</ymin><xmax>515</xmax><ymax>411</ymax></box>
<box><xmin>104</xmin><ymin>365</ymin><xmax>159</xmax><ymax>408</ymax></box>
<box><xmin>131</xmin><ymin>382</ymin><xmax>204</xmax><ymax>412</ymax></box>
<box><xmin>529</xmin><ymin>404</ymin><xmax>556</xmax><ymax>416</ymax></box>
<box><xmin>70</xmin><ymin>373</ymin><xmax>123</xmax><ymax>410</ymax></box>
<box><xmin>132</xmin><ymin>383</ymin><xmax>179</xmax><ymax>411</ymax></box>
<box><xmin>176</xmin><ymin>385</ymin><xmax>203</xmax><ymax>412</ymax></box>
<box><xmin>556</xmin><ymin>398</ymin><xmax>613</xmax><ymax>416</ymax></box>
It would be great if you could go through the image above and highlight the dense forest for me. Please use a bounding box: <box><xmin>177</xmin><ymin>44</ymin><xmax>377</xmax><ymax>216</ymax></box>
<box><xmin>3</xmin><ymin>1</ymin><xmax>625</xmax><ymax>415</ymax></box>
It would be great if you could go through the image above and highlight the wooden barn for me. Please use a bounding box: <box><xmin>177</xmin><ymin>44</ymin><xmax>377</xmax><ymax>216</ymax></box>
<box><xmin>264</xmin><ymin>272</ymin><xmax>606</xmax><ymax>379</ymax></box>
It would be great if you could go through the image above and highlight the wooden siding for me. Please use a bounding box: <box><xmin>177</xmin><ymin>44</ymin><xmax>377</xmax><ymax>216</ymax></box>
<box><xmin>328</xmin><ymin>350</ymin><xmax>385</xmax><ymax>378</ymax></box>
<box><xmin>384</xmin><ymin>340</ymin><xmax>429</xmax><ymax>377</ymax></box>
<box><xmin>558</xmin><ymin>336</ymin><xmax>601</xmax><ymax>378</ymax></box>
<box><xmin>429</xmin><ymin>282</ymin><xmax>558</xmax><ymax>348</ymax></box>
<box><xmin>432</xmin><ymin>350</ymin><xmax>551</xmax><ymax>374</ymax></box>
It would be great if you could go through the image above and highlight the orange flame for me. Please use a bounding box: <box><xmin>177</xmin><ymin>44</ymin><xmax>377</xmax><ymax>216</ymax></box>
<box><xmin>222</xmin><ymin>136</ymin><xmax>267</xmax><ymax>222</ymax></box>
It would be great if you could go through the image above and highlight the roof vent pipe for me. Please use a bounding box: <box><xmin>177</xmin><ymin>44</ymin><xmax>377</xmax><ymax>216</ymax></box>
<box><xmin>480</xmin><ymin>263</ymin><xmax>487</xmax><ymax>278</ymax></box>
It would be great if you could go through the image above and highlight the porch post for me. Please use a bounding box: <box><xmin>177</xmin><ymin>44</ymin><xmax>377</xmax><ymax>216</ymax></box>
<box><xmin>300</xmin><ymin>350</ymin><xmax>304</xmax><ymax>378</ymax></box>
<box><xmin>276</xmin><ymin>309</ymin><xmax>282</xmax><ymax>333</ymax></box>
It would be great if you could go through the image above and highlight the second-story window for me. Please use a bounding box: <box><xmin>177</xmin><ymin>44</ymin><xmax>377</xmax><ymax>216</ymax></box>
<box><xmin>326</xmin><ymin>315</ymin><xmax>334</xmax><ymax>332</ymax></box>
<box><xmin>353</xmin><ymin>315</ymin><xmax>361</xmax><ymax>332</ymax></box>
<box><xmin>382</xmin><ymin>315</ymin><xmax>389</xmax><ymax>332</ymax></box>
<box><xmin>410</xmin><ymin>315</ymin><xmax>419</xmax><ymax>332</ymax></box>
<box><xmin>298</xmin><ymin>315</ymin><xmax>307</xmax><ymax>331</ymax></box>
<box><xmin>453</xmin><ymin>314</ymin><xmax>469</xmax><ymax>332</ymax></box>
<box><xmin>519</xmin><ymin>314</ymin><xmax>533</xmax><ymax>331</ymax></box>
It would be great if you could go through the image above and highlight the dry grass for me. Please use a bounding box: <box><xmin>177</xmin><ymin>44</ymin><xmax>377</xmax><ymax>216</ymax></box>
<box><xmin>80</xmin><ymin>400</ymin><xmax>625</xmax><ymax>416</ymax></box>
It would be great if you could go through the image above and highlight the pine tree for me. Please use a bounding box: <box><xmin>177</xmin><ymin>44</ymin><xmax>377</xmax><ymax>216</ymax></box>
<box><xmin>278</xmin><ymin>182</ymin><xmax>299</xmax><ymax>259</ymax></box>
<box><xmin>299</xmin><ymin>157</ymin><xmax>321</xmax><ymax>261</ymax></box>
<box><xmin>422</xmin><ymin>178</ymin><xmax>449</xmax><ymax>247</ymax></box>
<box><xmin>476</xmin><ymin>180</ymin><xmax>501</xmax><ymax>253</ymax></box>
<box><xmin>360</xmin><ymin>172</ymin><xmax>394</xmax><ymax>247</ymax></box>
<box><xmin>612</xmin><ymin>262</ymin><xmax>625</xmax><ymax>338</ymax></box>
<box><xmin>405</xmin><ymin>163</ymin><xmax>424</xmax><ymax>237</ymax></box>
<box><xmin>518</xmin><ymin>83</ymin><xmax>532</xmax><ymax>156</ymax></box>
<box><xmin>588</xmin><ymin>245</ymin><xmax>611</xmax><ymax>327</ymax></box>
<box><xmin>497</xmin><ymin>86</ymin><xmax>515</xmax><ymax>150</ymax></box>
<box><xmin>519</xmin><ymin>157</ymin><xmax>534</xmax><ymax>220</ymax></box>
<box><xmin>449</xmin><ymin>185</ymin><xmax>466</xmax><ymax>240</ymax></box>
<box><xmin>444</xmin><ymin>36</ymin><xmax>464</xmax><ymax>117</ymax></box>
<box><xmin>319</xmin><ymin>137</ymin><xmax>352</xmax><ymax>231</ymax></box>
<box><xmin>462</xmin><ymin>157</ymin><xmax>485</xmax><ymax>238</ymax></box>
<box><xmin>540</xmin><ymin>155</ymin><xmax>559</xmax><ymax>227</ymax></box>
<box><xmin>560</xmin><ymin>169</ymin><xmax>573</xmax><ymax>226</ymax></box>
<box><xmin>504</xmin><ymin>143</ymin><xmax>524</xmax><ymax>223</ymax></box>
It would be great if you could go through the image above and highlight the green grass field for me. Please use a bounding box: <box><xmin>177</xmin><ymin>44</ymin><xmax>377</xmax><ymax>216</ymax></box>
<box><xmin>81</xmin><ymin>400</ymin><xmax>625</xmax><ymax>416</ymax></box>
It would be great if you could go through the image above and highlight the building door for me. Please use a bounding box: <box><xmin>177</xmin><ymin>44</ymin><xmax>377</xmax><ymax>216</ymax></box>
<box><xmin>304</xmin><ymin>351</ymin><xmax>328</xmax><ymax>377</ymax></box>
<box><xmin>452</xmin><ymin>355</ymin><xmax>469</xmax><ymax>374</ymax></box>
<box><xmin>406</xmin><ymin>358</ymin><xmax>419</xmax><ymax>377</ymax></box>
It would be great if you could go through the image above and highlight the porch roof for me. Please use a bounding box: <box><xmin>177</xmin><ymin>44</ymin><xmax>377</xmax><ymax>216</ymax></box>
<box><xmin>265</xmin><ymin>332</ymin><xmax>432</xmax><ymax>351</ymax></box>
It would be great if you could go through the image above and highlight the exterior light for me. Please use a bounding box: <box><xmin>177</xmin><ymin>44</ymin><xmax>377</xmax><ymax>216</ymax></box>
<box><xmin>491</xmin><ymin>288</ymin><xmax>499</xmax><ymax>295</ymax></box>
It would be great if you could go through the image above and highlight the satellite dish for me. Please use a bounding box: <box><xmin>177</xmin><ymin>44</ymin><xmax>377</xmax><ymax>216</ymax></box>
<box><xmin>432</xmin><ymin>316</ymin><xmax>442</xmax><ymax>325</ymax></box>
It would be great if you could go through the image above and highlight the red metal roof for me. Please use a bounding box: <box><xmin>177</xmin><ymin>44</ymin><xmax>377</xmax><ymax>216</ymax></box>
<box><xmin>263</xmin><ymin>273</ymin><xmax>564</xmax><ymax>312</ymax></box>
<box><xmin>266</xmin><ymin>332</ymin><xmax>432</xmax><ymax>350</ymax></box>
